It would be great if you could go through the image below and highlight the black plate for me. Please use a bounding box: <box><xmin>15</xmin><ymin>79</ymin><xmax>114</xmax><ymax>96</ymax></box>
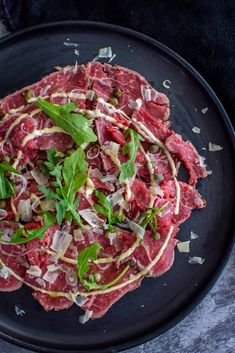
<box><xmin>0</xmin><ymin>21</ymin><xmax>234</xmax><ymax>353</ymax></box>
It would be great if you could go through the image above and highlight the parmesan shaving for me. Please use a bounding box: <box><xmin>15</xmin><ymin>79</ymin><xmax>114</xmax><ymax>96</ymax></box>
<box><xmin>177</xmin><ymin>241</ymin><xmax>190</xmax><ymax>253</ymax></box>
<box><xmin>63</xmin><ymin>41</ymin><xmax>79</xmax><ymax>47</ymax></box>
<box><xmin>50</xmin><ymin>230</ymin><xmax>72</xmax><ymax>258</ymax></box>
<box><xmin>79</xmin><ymin>209</ymin><xmax>104</xmax><ymax>228</ymax></box>
<box><xmin>27</xmin><ymin>265</ymin><xmax>42</xmax><ymax>277</ymax></box>
<box><xmin>79</xmin><ymin>310</ymin><xmax>93</xmax><ymax>324</ymax></box>
<box><xmin>93</xmin><ymin>47</ymin><xmax>113</xmax><ymax>61</ymax></box>
<box><xmin>192</xmin><ymin>127</ymin><xmax>201</xmax><ymax>134</ymax></box>
<box><xmin>190</xmin><ymin>231</ymin><xmax>199</xmax><ymax>239</ymax></box>
<box><xmin>208</xmin><ymin>142</ymin><xmax>223</xmax><ymax>152</ymax></box>
<box><xmin>189</xmin><ymin>256</ymin><xmax>205</xmax><ymax>264</ymax></box>
<box><xmin>201</xmin><ymin>107</ymin><xmax>208</xmax><ymax>114</ymax></box>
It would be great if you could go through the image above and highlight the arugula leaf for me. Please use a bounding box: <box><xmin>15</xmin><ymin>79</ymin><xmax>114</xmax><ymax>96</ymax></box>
<box><xmin>39</xmin><ymin>148</ymin><xmax>63</xmax><ymax>176</ymax></box>
<box><xmin>81</xmin><ymin>265</ymin><xmax>129</xmax><ymax>291</ymax></box>
<box><xmin>77</xmin><ymin>242</ymin><xmax>102</xmax><ymax>279</ymax></box>
<box><xmin>77</xmin><ymin>242</ymin><xmax>129</xmax><ymax>291</ymax></box>
<box><xmin>63</xmin><ymin>148</ymin><xmax>88</xmax><ymax>203</ymax></box>
<box><xmin>36</xmin><ymin>98</ymin><xmax>97</xmax><ymax>145</ymax></box>
<box><xmin>141</xmin><ymin>207</ymin><xmax>162</xmax><ymax>239</ymax></box>
<box><xmin>119</xmin><ymin>128</ymin><xmax>144</xmax><ymax>183</ymax></box>
<box><xmin>0</xmin><ymin>162</ymin><xmax>20</xmax><ymax>175</ymax></box>
<box><xmin>38</xmin><ymin>185</ymin><xmax>60</xmax><ymax>200</ymax></box>
<box><xmin>0</xmin><ymin>162</ymin><xmax>20</xmax><ymax>199</ymax></box>
<box><xmin>7</xmin><ymin>212</ymin><xmax>55</xmax><ymax>244</ymax></box>
<box><xmin>38</xmin><ymin>148</ymin><xmax>87</xmax><ymax>226</ymax></box>
<box><xmin>94</xmin><ymin>190</ymin><xmax>122</xmax><ymax>231</ymax></box>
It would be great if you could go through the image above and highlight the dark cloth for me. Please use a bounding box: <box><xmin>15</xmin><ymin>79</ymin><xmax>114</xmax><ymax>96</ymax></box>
<box><xmin>0</xmin><ymin>0</ymin><xmax>234</xmax><ymax>121</ymax></box>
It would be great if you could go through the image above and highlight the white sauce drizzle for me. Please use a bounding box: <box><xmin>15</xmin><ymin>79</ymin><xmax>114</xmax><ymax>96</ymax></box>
<box><xmin>0</xmin><ymin>114</ymin><xmax>28</xmax><ymax>148</ymax></box>
<box><xmin>22</xmin><ymin>127</ymin><xmax>69</xmax><ymax>146</ymax></box>
<box><xmin>0</xmin><ymin>226</ymin><xmax>173</xmax><ymax>298</ymax></box>
<box><xmin>132</xmin><ymin>118</ymin><xmax>180</xmax><ymax>215</ymax></box>
<box><xmin>8</xmin><ymin>105</ymin><xmax>25</xmax><ymax>114</ymax></box>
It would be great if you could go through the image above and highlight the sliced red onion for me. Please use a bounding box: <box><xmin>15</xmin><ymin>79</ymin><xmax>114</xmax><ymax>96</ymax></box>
<box><xmin>40</xmin><ymin>84</ymin><xmax>51</xmax><ymax>97</ymax></box>
<box><xmin>14</xmin><ymin>174</ymin><xmax>28</xmax><ymax>200</ymax></box>
<box><xmin>86</xmin><ymin>146</ymin><xmax>100</xmax><ymax>159</ymax></box>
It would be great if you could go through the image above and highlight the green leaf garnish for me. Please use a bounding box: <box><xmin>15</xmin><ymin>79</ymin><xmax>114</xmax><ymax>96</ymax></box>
<box><xmin>2</xmin><ymin>212</ymin><xmax>55</xmax><ymax>245</ymax></box>
<box><xmin>38</xmin><ymin>148</ymin><xmax>88</xmax><ymax>226</ymax></box>
<box><xmin>0</xmin><ymin>162</ymin><xmax>20</xmax><ymax>199</ymax></box>
<box><xmin>36</xmin><ymin>98</ymin><xmax>97</xmax><ymax>145</ymax></box>
<box><xmin>119</xmin><ymin>128</ymin><xmax>144</xmax><ymax>183</ymax></box>
<box><xmin>94</xmin><ymin>190</ymin><xmax>122</xmax><ymax>231</ymax></box>
<box><xmin>77</xmin><ymin>242</ymin><xmax>102</xmax><ymax>279</ymax></box>
<box><xmin>39</xmin><ymin>148</ymin><xmax>64</xmax><ymax>176</ymax></box>
<box><xmin>141</xmin><ymin>207</ymin><xmax>162</xmax><ymax>239</ymax></box>
<box><xmin>77</xmin><ymin>242</ymin><xmax>129</xmax><ymax>291</ymax></box>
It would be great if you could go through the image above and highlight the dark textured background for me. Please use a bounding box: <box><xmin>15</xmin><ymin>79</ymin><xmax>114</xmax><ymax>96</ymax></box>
<box><xmin>0</xmin><ymin>0</ymin><xmax>234</xmax><ymax>122</ymax></box>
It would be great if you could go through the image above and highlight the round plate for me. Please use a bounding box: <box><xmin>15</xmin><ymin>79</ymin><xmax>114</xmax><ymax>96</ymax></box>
<box><xmin>0</xmin><ymin>21</ymin><xmax>234</xmax><ymax>353</ymax></box>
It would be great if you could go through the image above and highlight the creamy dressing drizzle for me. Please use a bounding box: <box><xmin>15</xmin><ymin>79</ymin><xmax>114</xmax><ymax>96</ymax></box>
<box><xmin>22</xmin><ymin>127</ymin><xmax>69</xmax><ymax>146</ymax></box>
<box><xmin>0</xmin><ymin>226</ymin><xmax>173</xmax><ymax>298</ymax></box>
<box><xmin>0</xmin><ymin>114</ymin><xmax>28</xmax><ymax>148</ymax></box>
<box><xmin>98</xmin><ymin>98</ymin><xmax>130</xmax><ymax>121</ymax></box>
<box><xmin>132</xmin><ymin>119</ymin><xmax>180</xmax><ymax>215</ymax></box>
<box><xmin>12</xmin><ymin>150</ymin><xmax>23</xmax><ymax>169</ymax></box>
<box><xmin>0</xmin><ymin>79</ymin><xmax>181</xmax><ymax>301</ymax></box>
<box><xmin>8</xmin><ymin>105</ymin><xmax>25</xmax><ymax>114</ymax></box>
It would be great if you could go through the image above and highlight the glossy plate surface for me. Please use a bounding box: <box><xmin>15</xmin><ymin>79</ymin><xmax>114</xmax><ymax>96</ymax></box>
<box><xmin>0</xmin><ymin>21</ymin><xmax>234</xmax><ymax>353</ymax></box>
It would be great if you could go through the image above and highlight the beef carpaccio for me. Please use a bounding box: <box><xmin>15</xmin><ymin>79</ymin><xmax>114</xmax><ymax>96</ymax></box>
<box><xmin>0</xmin><ymin>62</ymin><xmax>207</xmax><ymax>322</ymax></box>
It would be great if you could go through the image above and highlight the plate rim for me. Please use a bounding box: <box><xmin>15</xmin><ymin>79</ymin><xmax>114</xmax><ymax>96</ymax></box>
<box><xmin>0</xmin><ymin>20</ymin><xmax>234</xmax><ymax>353</ymax></box>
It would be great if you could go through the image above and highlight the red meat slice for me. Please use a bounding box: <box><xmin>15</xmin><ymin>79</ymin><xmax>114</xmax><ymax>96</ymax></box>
<box><xmin>161</xmin><ymin>180</ymin><xmax>206</xmax><ymax>225</ymax></box>
<box><xmin>130</xmin><ymin>179</ymin><xmax>151</xmax><ymax>211</ymax></box>
<box><xmin>132</xmin><ymin>107</ymin><xmax>171</xmax><ymax>142</ymax></box>
<box><xmin>95</xmin><ymin>117</ymin><xmax>113</xmax><ymax>145</ymax></box>
<box><xmin>25</xmin><ymin>133</ymin><xmax>73</xmax><ymax>152</ymax></box>
<box><xmin>86</xmin><ymin>62</ymin><xmax>113</xmax><ymax>101</ymax></box>
<box><xmin>82</xmin><ymin>265</ymin><xmax>141</xmax><ymax>319</ymax></box>
<box><xmin>33</xmin><ymin>293</ymin><xmax>72</xmax><ymax>311</ymax></box>
<box><xmin>165</xmin><ymin>133</ymin><xmax>207</xmax><ymax>185</ymax></box>
<box><xmin>133</xmin><ymin>226</ymin><xmax>178</xmax><ymax>277</ymax></box>
<box><xmin>25</xmin><ymin>226</ymin><xmax>77</xmax><ymax>310</ymax></box>
<box><xmin>0</xmin><ymin>222</ymin><xmax>27</xmax><ymax>292</ymax></box>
